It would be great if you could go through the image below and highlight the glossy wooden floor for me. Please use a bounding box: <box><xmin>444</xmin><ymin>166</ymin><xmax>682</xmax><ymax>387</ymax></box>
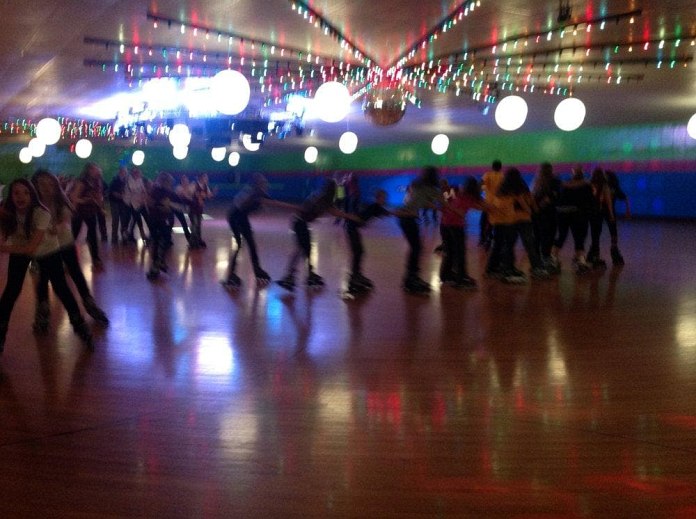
<box><xmin>1</xmin><ymin>206</ymin><xmax>696</xmax><ymax>518</ymax></box>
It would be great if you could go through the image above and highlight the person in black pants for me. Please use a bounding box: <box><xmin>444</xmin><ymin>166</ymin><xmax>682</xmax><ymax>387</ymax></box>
<box><xmin>31</xmin><ymin>170</ymin><xmax>109</xmax><ymax>333</ymax></box>
<box><xmin>70</xmin><ymin>162</ymin><xmax>105</xmax><ymax>270</ymax></box>
<box><xmin>397</xmin><ymin>166</ymin><xmax>444</xmax><ymax>294</ymax></box>
<box><xmin>276</xmin><ymin>179</ymin><xmax>360</xmax><ymax>292</ymax></box>
<box><xmin>146</xmin><ymin>173</ymin><xmax>187</xmax><ymax>281</ymax></box>
<box><xmin>550</xmin><ymin>166</ymin><xmax>594</xmax><ymax>273</ymax></box>
<box><xmin>343</xmin><ymin>175</ymin><xmax>390</xmax><ymax>293</ymax></box>
<box><xmin>0</xmin><ymin>178</ymin><xmax>93</xmax><ymax>352</ymax></box>
<box><xmin>108</xmin><ymin>166</ymin><xmax>130</xmax><ymax>244</ymax></box>
<box><xmin>222</xmin><ymin>173</ymin><xmax>297</xmax><ymax>289</ymax></box>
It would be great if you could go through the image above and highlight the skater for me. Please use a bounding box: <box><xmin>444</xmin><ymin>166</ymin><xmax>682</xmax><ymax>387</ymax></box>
<box><xmin>222</xmin><ymin>173</ymin><xmax>297</xmax><ymax>289</ymax></box>
<box><xmin>605</xmin><ymin>170</ymin><xmax>628</xmax><ymax>265</ymax></box>
<box><xmin>108</xmin><ymin>165</ymin><xmax>130</xmax><ymax>244</ymax></box>
<box><xmin>0</xmin><ymin>178</ymin><xmax>93</xmax><ymax>353</ymax></box>
<box><xmin>482</xmin><ymin>159</ymin><xmax>508</xmax><ymax>277</ymax></box>
<box><xmin>549</xmin><ymin>165</ymin><xmax>594</xmax><ymax>273</ymax></box>
<box><xmin>587</xmin><ymin>167</ymin><xmax>615</xmax><ymax>268</ymax></box>
<box><xmin>495</xmin><ymin>167</ymin><xmax>550</xmax><ymax>283</ymax></box>
<box><xmin>276</xmin><ymin>179</ymin><xmax>361</xmax><ymax>292</ymax></box>
<box><xmin>188</xmin><ymin>173</ymin><xmax>215</xmax><ymax>249</ymax></box>
<box><xmin>439</xmin><ymin>177</ymin><xmax>482</xmax><ymax>289</ymax></box>
<box><xmin>31</xmin><ymin>170</ymin><xmax>109</xmax><ymax>332</ymax></box>
<box><xmin>396</xmin><ymin>166</ymin><xmax>444</xmax><ymax>294</ymax></box>
<box><xmin>124</xmin><ymin>167</ymin><xmax>149</xmax><ymax>243</ymax></box>
<box><xmin>69</xmin><ymin>162</ymin><xmax>106</xmax><ymax>270</ymax></box>
<box><xmin>145</xmin><ymin>172</ymin><xmax>187</xmax><ymax>281</ymax></box>
<box><xmin>532</xmin><ymin>162</ymin><xmax>562</xmax><ymax>270</ymax></box>
<box><xmin>342</xmin><ymin>175</ymin><xmax>390</xmax><ymax>296</ymax></box>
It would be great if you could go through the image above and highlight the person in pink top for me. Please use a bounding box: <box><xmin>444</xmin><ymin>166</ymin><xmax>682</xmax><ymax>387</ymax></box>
<box><xmin>439</xmin><ymin>177</ymin><xmax>482</xmax><ymax>289</ymax></box>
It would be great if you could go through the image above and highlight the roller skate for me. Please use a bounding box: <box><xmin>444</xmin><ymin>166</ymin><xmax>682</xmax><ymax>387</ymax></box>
<box><xmin>341</xmin><ymin>274</ymin><xmax>372</xmax><ymax>299</ymax></box>
<box><xmin>572</xmin><ymin>256</ymin><xmax>592</xmax><ymax>274</ymax></box>
<box><xmin>84</xmin><ymin>296</ymin><xmax>109</xmax><ymax>326</ymax></box>
<box><xmin>453</xmin><ymin>276</ymin><xmax>478</xmax><ymax>290</ymax></box>
<box><xmin>221</xmin><ymin>273</ymin><xmax>242</xmax><ymax>290</ymax></box>
<box><xmin>276</xmin><ymin>274</ymin><xmax>296</xmax><ymax>292</ymax></box>
<box><xmin>544</xmin><ymin>256</ymin><xmax>561</xmax><ymax>275</ymax></box>
<box><xmin>32</xmin><ymin>301</ymin><xmax>50</xmax><ymax>335</ymax></box>
<box><xmin>530</xmin><ymin>267</ymin><xmax>551</xmax><ymax>280</ymax></box>
<box><xmin>350</xmin><ymin>272</ymin><xmax>374</xmax><ymax>290</ymax></box>
<box><xmin>402</xmin><ymin>275</ymin><xmax>431</xmax><ymax>295</ymax></box>
<box><xmin>71</xmin><ymin>315</ymin><xmax>94</xmax><ymax>351</ymax></box>
<box><xmin>306</xmin><ymin>272</ymin><xmax>325</xmax><ymax>290</ymax></box>
<box><xmin>611</xmin><ymin>245</ymin><xmax>625</xmax><ymax>266</ymax></box>
<box><xmin>587</xmin><ymin>249</ymin><xmax>607</xmax><ymax>269</ymax></box>
<box><xmin>146</xmin><ymin>268</ymin><xmax>160</xmax><ymax>281</ymax></box>
<box><xmin>503</xmin><ymin>269</ymin><xmax>528</xmax><ymax>285</ymax></box>
<box><xmin>254</xmin><ymin>267</ymin><xmax>272</xmax><ymax>286</ymax></box>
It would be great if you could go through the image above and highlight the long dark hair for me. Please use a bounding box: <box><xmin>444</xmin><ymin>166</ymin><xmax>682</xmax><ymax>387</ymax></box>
<box><xmin>31</xmin><ymin>169</ymin><xmax>74</xmax><ymax>216</ymax></box>
<box><xmin>497</xmin><ymin>167</ymin><xmax>529</xmax><ymax>196</ymax></box>
<box><xmin>415</xmin><ymin>166</ymin><xmax>440</xmax><ymax>188</ymax></box>
<box><xmin>532</xmin><ymin>162</ymin><xmax>555</xmax><ymax>195</ymax></box>
<box><xmin>0</xmin><ymin>178</ymin><xmax>46</xmax><ymax>238</ymax></box>
<box><xmin>590</xmin><ymin>167</ymin><xmax>607</xmax><ymax>190</ymax></box>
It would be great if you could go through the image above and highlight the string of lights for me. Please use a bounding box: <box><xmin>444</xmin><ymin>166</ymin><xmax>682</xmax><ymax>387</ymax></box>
<box><xmin>146</xmin><ymin>11</ymin><xmax>371</xmax><ymax>69</ymax></box>
<box><xmin>390</xmin><ymin>0</ymin><xmax>484</xmax><ymax>70</ymax></box>
<box><xmin>0</xmin><ymin>118</ymin><xmax>115</xmax><ymax>140</ymax></box>
<box><xmin>287</xmin><ymin>1</ymin><xmax>379</xmax><ymax>71</ymax></box>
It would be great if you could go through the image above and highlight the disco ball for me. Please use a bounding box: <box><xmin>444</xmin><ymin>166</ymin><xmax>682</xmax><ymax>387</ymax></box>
<box><xmin>363</xmin><ymin>85</ymin><xmax>407</xmax><ymax>126</ymax></box>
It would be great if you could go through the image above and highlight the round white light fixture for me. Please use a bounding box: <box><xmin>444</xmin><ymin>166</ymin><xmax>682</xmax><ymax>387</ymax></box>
<box><xmin>314</xmin><ymin>81</ymin><xmax>351</xmax><ymax>123</ymax></box>
<box><xmin>554</xmin><ymin>97</ymin><xmax>586</xmax><ymax>131</ymax></box>
<box><xmin>211</xmin><ymin>147</ymin><xmax>226</xmax><ymax>162</ymax></box>
<box><xmin>168</xmin><ymin>123</ymin><xmax>191</xmax><ymax>148</ymax></box>
<box><xmin>241</xmin><ymin>133</ymin><xmax>261</xmax><ymax>152</ymax></box>
<box><xmin>687</xmin><ymin>113</ymin><xmax>696</xmax><ymax>140</ymax></box>
<box><xmin>75</xmin><ymin>138</ymin><xmax>93</xmax><ymax>159</ymax></box>
<box><xmin>19</xmin><ymin>147</ymin><xmax>32</xmax><ymax>164</ymax></box>
<box><xmin>35</xmin><ymin>117</ymin><xmax>62</xmax><ymax>145</ymax></box>
<box><xmin>28</xmin><ymin>137</ymin><xmax>46</xmax><ymax>158</ymax></box>
<box><xmin>228</xmin><ymin>151</ymin><xmax>240</xmax><ymax>167</ymax></box>
<box><xmin>173</xmin><ymin>146</ymin><xmax>189</xmax><ymax>160</ymax></box>
<box><xmin>132</xmin><ymin>150</ymin><xmax>145</xmax><ymax>166</ymax></box>
<box><xmin>431</xmin><ymin>134</ymin><xmax>450</xmax><ymax>155</ymax></box>
<box><xmin>495</xmin><ymin>95</ymin><xmax>528</xmax><ymax>131</ymax></box>
<box><xmin>210</xmin><ymin>69</ymin><xmax>251</xmax><ymax>115</ymax></box>
<box><xmin>304</xmin><ymin>146</ymin><xmax>318</xmax><ymax>164</ymax></box>
<box><xmin>339</xmin><ymin>131</ymin><xmax>358</xmax><ymax>154</ymax></box>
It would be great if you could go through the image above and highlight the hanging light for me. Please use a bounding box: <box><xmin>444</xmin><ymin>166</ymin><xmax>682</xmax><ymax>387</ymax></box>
<box><xmin>313</xmin><ymin>81</ymin><xmax>351</xmax><ymax>122</ymax></box>
<box><xmin>19</xmin><ymin>147</ymin><xmax>32</xmax><ymax>164</ymax></box>
<box><xmin>28</xmin><ymin>138</ymin><xmax>46</xmax><ymax>158</ymax></box>
<box><xmin>339</xmin><ymin>131</ymin><xmax>358</xmax><ymax>154</ymax></box>
<box><xmin>495</xmin><ymin>95</ymin><xmax>528</xmax><ymax>131</ymax></box>
<box><xmin>687</xmin><ymin>113</ymin><xmax>696</xmax><ymax>140</ymax></box>
<box><xmin>35</xmin><ymin>117</ymin><xmax>62</xmax><ymax>145</ymax></box>
<box><xmin>304</xmin><ymin>146</ymin><xmax>318</xmax><ymax>163</ymax></box>
<box><xmin>554</xmin><ymin>98</ymin><xmax>586</xmax><ymax>131</ymax></box>
<box><xmin>241</xmin><ymin>133</ymin><xmax>261</xmax><ymax>152</ymax></box>
<box><xmin>431</xmin><ymin>134</ymin><xmax>449</xmax><ymax>155</ymax></box>
<box><xmin>228</xmin><ymin>151</ymin><xmax>240</xmax><ymax>166</ymax></box>
<box><xmin>210</xmin><ymin>69</ymin><xmax>251</xmax><ymax>115</ymax></box>
<box><xmin>75</xmin><ymin>138</ymin><xmax>93</xmax><ymax>159</ymax></box>
<box><xmin>173</xmin><ymin>146</ymin><xmax>189</xmax><ymax>160</ymax></box>
<box><xmin>132</xmin><ymin>150</ymin><xmax>145</xmax><ymax>166</ymax></box>
<box><xmin>168</xmin><ymin>123</ymin><xmax>191</xmax><ymax>147</ymax></box>
<box><xmin>211</xmin><ymin>147</ymin><xmax>226</xmax><ymax>162</ymax></box>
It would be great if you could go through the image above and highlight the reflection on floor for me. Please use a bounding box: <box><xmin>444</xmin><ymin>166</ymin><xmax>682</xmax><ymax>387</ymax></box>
<box><xmin>1</xmin><ymin>207</ymin><xmax>696</xmax><ymax>517</ymax></box>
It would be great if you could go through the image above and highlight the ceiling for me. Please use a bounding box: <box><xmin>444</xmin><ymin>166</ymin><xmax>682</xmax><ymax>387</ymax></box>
<box><xmin>2</xmin><ymin>0</ymin><xmax>696</xmax><ymax>151</ymax></box>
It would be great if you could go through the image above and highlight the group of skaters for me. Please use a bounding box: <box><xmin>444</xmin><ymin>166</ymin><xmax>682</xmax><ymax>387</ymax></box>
<box><xmin>479</xmin><ymin>160</ymin><xmax>627</xmax><ymax>285</ymax></box>
<box><xmin>0</xmin><ymin>159</ymin><xmax>629</xmax><ymax>353</ymax></box>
